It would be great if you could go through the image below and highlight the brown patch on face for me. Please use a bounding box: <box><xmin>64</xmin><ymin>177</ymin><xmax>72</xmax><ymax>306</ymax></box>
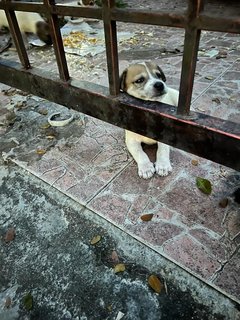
<box><xmin>120</xmin><ymin>64</ymin><xmax>148</xmax><ymax>92</ymax></box>
<box><xmin>145</xmin><ymin>61</ymin><xmax>166</xmax><ymax>82</ymax></box>
<box><xmin>81</xmin><ymin>0</ymin><xmax>94</xmax><ymax>5</ymax></box>
<box><xmin>36</xmin><ymin>21</ymin><xmax>52</xmax><ymax>45</ymax></box>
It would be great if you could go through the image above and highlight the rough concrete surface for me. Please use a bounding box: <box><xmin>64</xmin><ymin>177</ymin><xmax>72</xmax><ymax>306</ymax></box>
<box><xmin>0</xmin><ymin>163</ymin><xmax>239</xmax><ymax>320</ymax></box>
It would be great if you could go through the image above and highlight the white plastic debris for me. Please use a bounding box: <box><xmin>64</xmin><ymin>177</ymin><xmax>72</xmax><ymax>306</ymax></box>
<box><xmin>115</xmin><ymin>311</ymin><xmax>125</xmax><ymax>320</ymax></box>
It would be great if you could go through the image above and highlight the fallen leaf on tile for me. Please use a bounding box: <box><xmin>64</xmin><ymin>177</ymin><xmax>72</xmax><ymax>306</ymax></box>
<box><xmin>37</xmin><ymin>108</ymin><xmax>48</xmax><ymax>115</ymax></box>
<box><xmin>148</xmin><ymin>275</ymin><xmax>163</xmax><ymax>294</ymax></box>
<box><xmin>4</xmin><ymin>228</ymin><xmax>16</xmax><ymax>243</ymax></box>
<box><xmin>15</xmin><ymin>101</ymin><xmax>27</xmax><ymax>109</ymax></box>
<box><xmin>191</xmin><ymin>159</ymin><xmax>199</xmax><ymax>166</ymax></box>
<box><xmin>40</xmin><ymin>123</ymin><xmax>51</xmax><ymax>129</ymax></box>
<box><xmin>36</xmin><ymin>148</ymin><xmax>47</xmax><ymax>155</ymax></box>
<box><xmin>114</xmin><ymin>263</ymin><xmax>126</xmax><ymax>273</ymax></box>
<box><xmin>204</xmin><ymin>76</ymin><xmax>214</xmax><ymax>80</ymax></box>
<box><xmin>90</xmin><ymin>235</ymin><xmax>101</xmax><ymax>245</ymax></box>
<box><xmin>212</xmin><ymin>97</ymin><xmax>221</xmax><ymax>104</ymax></box>
<box><xmin>216</xmin><ymin>50</ymin><xmax>227</xmax><ymax>59</ymax></box>
<box><xmin>23</xmin><ymin>293</ymin><xmax>33</xmax><ymax>311</ymax></box>
<box><xmin>5</xmin><ymin>297</ymin><xmax>11</xmax><ymax>308</ymax></box>
<box><xmin>107</xmin><ymin>305</ymin><xmax>112</xmax><ymax>312</ymax></box>
<box><xmin>140</xmin><ymin>213</ymin><xmax>154</xmax><ymax>221</ymax></box>
<box><xmin>46</xmin><ymin>135</ymin><xmax>56</xmax><ymax>140</ymax></box>
<box><xmin>219</xmin><ymin>198</ymin><xmax>229</xmax><ymax>208</ymax></box>
<box><xmin>5</xmin><ymin>111</ymin><xmax>17</xmax><ymax>125</ymax></box>
<box><xmin>196</xmin><ymin>177</ymin><xmax>212</xmax><ymax>195</ymax></box>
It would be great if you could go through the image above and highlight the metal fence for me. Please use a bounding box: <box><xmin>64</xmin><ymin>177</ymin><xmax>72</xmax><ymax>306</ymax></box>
<box><xmin>0</xmin><ymin>0</ymin><xmax>239</xmax><ymax>170</ymax></box>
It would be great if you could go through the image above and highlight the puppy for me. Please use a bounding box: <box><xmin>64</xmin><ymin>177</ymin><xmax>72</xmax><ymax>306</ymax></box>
<box><xmin>0</xmin><ymin>11</ymin><xmax>52</xmax><ymax>47</ymax></box>
<box><xmin>120</xmin><ymin>62</ymin><xmax>179</xmax><ymax>179</ymax></box>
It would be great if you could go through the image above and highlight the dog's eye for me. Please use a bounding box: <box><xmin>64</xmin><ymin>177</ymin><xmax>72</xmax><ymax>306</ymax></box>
<box><xmin>135</xmin><ymin>77</ymin><xmax>145</xmax><ymax>84</ymax></box>
<box><xmin>156</xmin><ymin>72</ymin><xmax>162</xmax><ymax>79</ymax></box>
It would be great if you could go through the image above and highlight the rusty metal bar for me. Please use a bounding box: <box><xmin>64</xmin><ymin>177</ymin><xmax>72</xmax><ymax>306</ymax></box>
<box><xmin>3</xmin><ymin>3</ymin><xmax>30</xmax><ymax>69</ymax></box>
<box><xmin>111</xmin><ymin>8</ymin><xmax>187</xmax><ymax>28</ymax></box>
<box><xmin>177</xmin><ymin>0</ymin><xmax>203</xmax><ymax>116</ymax></box>
<box><xmin>102</xmin><ymin>0</ymin><xmax>119</xmax><ymax>95</ymax></box>
<box><xmin>198</xmin><ymin>15</ymin><xmax>240</xmax><ymax>34</ymax></box>
<box><xmin>0</xmin><ymin>2</ymin><xmax>240</xmax><ymax>33</ymax></box>
<box><xmin>0</xmin><ymin>60</ymin><xmax>239</xmax><ymax>171</ymax></box>
<box><xmin>0</xmin><ymin>1</ymin><xmax>102</xmax><ymax>19</ymax></box>
<box><xmin>0</xmin><ymin>1</ymin><xmax>46</xmax><ymax>13</ymax></box>
<box><xmin>43</xmin><ymin>0</ymin><xmax>70</xmax><ymax>82</ymax></box>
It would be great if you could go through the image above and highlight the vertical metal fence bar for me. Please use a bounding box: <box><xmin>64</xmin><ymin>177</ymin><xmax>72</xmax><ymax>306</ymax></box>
<box><xmin>177</xmin><ymin>0</ymin><xmax>204</xmax><ymax>116</ymax></box>
<box><xmin>43</xmin><ymin>0</ymin><xmax>70</xmax><ymax>82</ymax></box>
<box><xmin>102</xmin><ymin>0</ymin><xmax>119</xmax><ymax>96</ymax></box>
<box><xmin>4</xmin><ymin>1</ymin><xmax>30</xmax><ymax>69</ymax></box>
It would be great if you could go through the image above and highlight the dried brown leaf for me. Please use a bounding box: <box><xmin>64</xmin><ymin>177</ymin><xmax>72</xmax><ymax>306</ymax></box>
<box><xmin>4</xmin><ymin>228</ymin><xmax>16</xmax><ymax>243</ymax></box>
<box><xmin>90</xmin><ymin>235</ymin><xmax>101</xmax><ymax>245</ymax></box>
<box><xmin>140</xmin><ymin>213</ymin><xmax>154</xmax><ymax>222</ymax></box>
<box><xmin>40</xmin><ymin>123</ymin><xmax>51</xmax><ymax>129</ymax></box>
<box><xmin>36</xmin><ymin>148</ymin><xmax>46</xmax><ymax>155</ymax></box>
<box><xmin>148</xmin><ymin>275</ymin><xmax>163</xmax><ymax>294</ymax></box>
<box><xmin>114</xmin><ymin>263</ymin><xmax>126</xmax><ymax>273</ymax></box>
<box><xmin>38</xmin><ymin>109</ymin><xmax>48</xmax><ymax>115</ymax></box>
<box><xmin>191</xmin><ymin>159</ymin><xmax>199</xmax><ymax>166</ymax></box>
<box><xmin>205</xmin><ymin>76</ymin><xmax>214</xmax><ymax>80</ymax></box>
<box><xmin>219</xmin><ymin>198</ymin><xmax>229</xmax><ymax>208</ymax></box>
<box><xmin>212</xmin><ymin>97</ymin><xmax>221</xmax><ymax>104</ymax></box>
<box><xmin>5</xmin><ymin>297</ymin><xmax>11</xmax><ymax>308</ymax></box>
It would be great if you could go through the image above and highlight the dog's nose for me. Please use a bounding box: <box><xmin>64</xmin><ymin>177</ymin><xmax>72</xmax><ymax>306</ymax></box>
<box><xmin>154</xmin><ymin>82</ymin><xmax>164</xmax><ymax>92</ymax></box>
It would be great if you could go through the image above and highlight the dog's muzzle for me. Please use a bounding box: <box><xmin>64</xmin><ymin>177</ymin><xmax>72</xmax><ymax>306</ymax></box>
<box><xmin>153</xmin><ymin>81</ymin><xmax>166</xmax><ymax>96</ymax></box>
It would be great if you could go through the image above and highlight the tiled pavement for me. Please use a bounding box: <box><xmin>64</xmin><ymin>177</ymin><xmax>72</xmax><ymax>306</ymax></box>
<box><xmin>0</xmin><ymin>28</ymin><xmax>240</xmax><ymax>305</ymax></box>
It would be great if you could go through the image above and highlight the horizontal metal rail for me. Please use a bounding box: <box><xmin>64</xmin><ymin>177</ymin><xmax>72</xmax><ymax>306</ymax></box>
<box><xmin>0</xmin><ymin>2</ymin><xmax>240</xmax><ymax>33</ymax></box>
<box><xmin>0</xmin><ymin>0</ymin><xmax>239</xmax><ymax>171</ymax></box>
<box><xmin>0</xmin><ymin>60</ymin><xmax>239</xmax><ymax>171</ymax></box>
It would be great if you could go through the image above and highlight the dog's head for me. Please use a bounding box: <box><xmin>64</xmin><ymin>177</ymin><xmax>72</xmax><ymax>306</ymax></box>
<box><xmin>78</xmin><ymin>0</ymin><xmax>95</xmax><ymax>5</ymax></box>
<box><xmin>36</xmin><ymin>21</ymin><xmax>52</xmax><ymax>45</ymax></box>
<box><xmin>120</xmin><ymin>62</ymin><xmax>167</xmax><ymax>100</ymax></box>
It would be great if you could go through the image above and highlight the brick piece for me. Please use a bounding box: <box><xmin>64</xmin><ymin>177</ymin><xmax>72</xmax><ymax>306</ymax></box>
<box><xmin>163</xmin><ymin>235</ymin><xmax>221</xmax><ymax>278</ymax></box>
<box><xmin>129</xmin><ymin>221</ymin><xmax>183</xmax><ymax>247</ymax></box>
<box><xmin>189</xmin><ymin>228</ymin><xmax>228</xmax><ymax>262</ymax></box>
<box><xmin>214</xmin><ymin>251</ymin><xmax>240</xmax><ymax>298</ymax></box>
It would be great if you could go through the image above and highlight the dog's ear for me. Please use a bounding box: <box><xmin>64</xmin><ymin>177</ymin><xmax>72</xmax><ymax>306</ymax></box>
<box><xmin>36</xmin><ymin>21</ymin><xmax>52</xmax><ymax>45</ymax></box>
<box><xmin>157</xmin><ymin>65</ymin><xmax>166</xmax><ymax>82</ymax></box>
<box><xmin>119</xmin><ymin>69</ymin><xmax>127</xmax><ymax>92</ymax></box>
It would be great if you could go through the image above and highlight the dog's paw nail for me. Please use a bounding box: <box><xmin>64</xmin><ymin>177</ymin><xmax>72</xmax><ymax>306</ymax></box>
<box><xmin>138</xmin><ymin>162</ymin><xmax>155</xmax><ymax>179</ymax></box>
<box><xmin>155</xmin><ymin>162</ymin><xmax>172</xmax><ymax>177</ymax></box>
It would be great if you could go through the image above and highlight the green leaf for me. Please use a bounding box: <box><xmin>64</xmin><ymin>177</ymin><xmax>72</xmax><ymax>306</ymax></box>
<box><xmin>196</xmin><ymin>177</ymin><xmax>212</xmax><ymax>195</ymax></box>
<box><xmin>23</xmin><ymin>293</ymin><xmax>33</xmax><ymax>311</ymax></box>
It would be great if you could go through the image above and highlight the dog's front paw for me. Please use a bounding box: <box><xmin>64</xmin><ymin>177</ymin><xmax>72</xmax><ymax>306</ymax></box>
<box><xmin>155</xmin><ymin>161</ymin><xmax>172</xmax><ymax>177</ymax></box>
<box><xmin>138</xmin><ymin>162</ymin><xmax>155</xmax><ymax>179</ymax></box>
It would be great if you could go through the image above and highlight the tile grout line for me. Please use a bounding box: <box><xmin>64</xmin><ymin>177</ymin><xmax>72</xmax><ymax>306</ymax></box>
<box><xmin>191</xmin><ymin>57</ymin><xmax>239</xmax><ymax>105</ymax></box>
<box><xmin>85</xmin><ymin>159</ymin><xmax>134</xmax><ymax>205</ymax></box>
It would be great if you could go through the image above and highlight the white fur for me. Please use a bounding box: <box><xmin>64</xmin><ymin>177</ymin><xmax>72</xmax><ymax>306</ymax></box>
<box><xmin>124</xmin><ymin>63</ymin><xmax>179</xmax><ymax>179</ymax></box>
<box><xmin>0</xmin><ymin>10</ymin><xmax>44</xmax><ymax>34</ymax></box>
